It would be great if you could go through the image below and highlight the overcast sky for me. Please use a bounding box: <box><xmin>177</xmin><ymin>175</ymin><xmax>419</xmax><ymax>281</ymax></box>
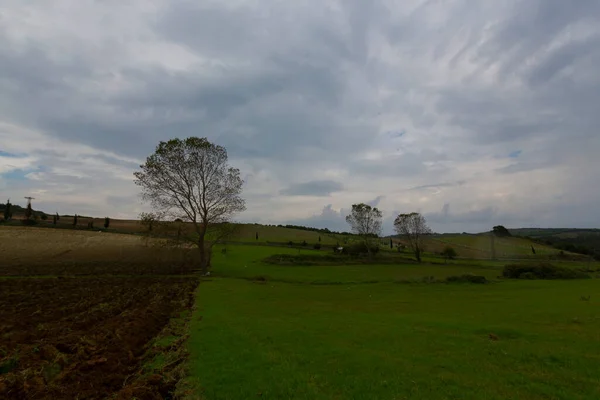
<box><xmin>1</xmin><ymin>0</ymin><xmax>599</xmax><ymax>234</ymax></box>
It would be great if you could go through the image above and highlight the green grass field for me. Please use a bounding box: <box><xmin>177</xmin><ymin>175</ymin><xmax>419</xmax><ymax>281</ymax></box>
<box><xmin>181</xmin><ymin>245</ymin><xmax>600</xmax><ymax>399</ymax></box>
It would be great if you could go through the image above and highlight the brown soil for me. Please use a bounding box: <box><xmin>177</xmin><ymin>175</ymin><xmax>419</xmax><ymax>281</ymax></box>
<box><xmin>0</xmin><ymin>276</ymin><xmax>198</xmax><ymax>399</ymax></box>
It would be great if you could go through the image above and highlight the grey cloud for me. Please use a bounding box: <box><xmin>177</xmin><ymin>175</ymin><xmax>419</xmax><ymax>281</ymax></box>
<box><xmin>1</xmin><ymin>0</ymin><xmax>600</xmax><ymax>232</ymax></box>
<box><xmin>410</xmin><ymin>181</ymin><xmax>466</xmax><ymax>191</ymax></box>
<box><xmin>280</xmin><ymin>180</ymin><xmax>343</xmax><ymax>197</ymax></box>
<box><xmin>285</xmin><ymin>204</ymin><xmax>349</xmax><ymax>232</ymax></box>
<box><xmin>367</xmin><ymin>195</ymin><xmax>384</xmax><ymax>208</ymax></box>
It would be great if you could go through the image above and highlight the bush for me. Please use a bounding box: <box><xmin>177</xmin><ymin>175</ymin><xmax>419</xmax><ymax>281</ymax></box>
<box><xmin>302</xmin><ymin>240</ymin><xmax>307</xmax><ymax>247</ymax></box>
<box><xmin>21</xmin><ymin>219</ymin><xmax>38</xmax><ymax>226</ymax></box>
<box><xmin>345</xmin><ymin>242</ymin><xmax>380</xmax><ymax>256</ymax></box>
<box><xmin>502</xmin><ymin>263</ymin><xmax>590</xmax><ymax>280</ymax></box>
<box><xmin>445</xmin><ymin>274</ymin><xmax>488</xmax><ymax>284</ymax></box>
<box><xmin>441</xmin><ymin>246</ymin><xmax>457</xmax><ymax>260</ymax></box>
<box><xmin>287</xmin><ymin>241</ymin><xmax>294</xmax><ymax>247</ymax></box>
<box><xmin>313</xmin><ymin>243</ymin><xmax>322</xmax><ymax>250</ymax></box>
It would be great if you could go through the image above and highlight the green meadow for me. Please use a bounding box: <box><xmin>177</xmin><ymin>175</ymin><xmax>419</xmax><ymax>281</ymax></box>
<box><xmin>181</xmin><ymin>244</ymin><xmax>600</xmax><ymax>399</ymax></box>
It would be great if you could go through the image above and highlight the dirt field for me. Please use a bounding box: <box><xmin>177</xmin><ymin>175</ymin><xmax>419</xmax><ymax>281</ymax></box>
<box><xmin>0</xmin><ymin>227</ymin><xmax>200</xmax><ymax>276</ymax></box>
<box><xmin>0</xmin><ymin>276</ymin><xmax>198</xmax><ymax>399</ymax></box>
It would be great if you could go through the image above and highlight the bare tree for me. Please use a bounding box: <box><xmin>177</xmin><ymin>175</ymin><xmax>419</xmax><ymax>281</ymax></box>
<box><xmin>393</xmin><ymin>212</ymin><xmax>431</xmax><ymax>262</ymax></box>
<box><xmin>134</xmin><ymin>137</ymin><xmax>246</xmax><ymax>275</ymax></box>
<box><xmin>345</xmin><ymin>203</ymin><xmax>382</xmax><ymax>257</ymax></box>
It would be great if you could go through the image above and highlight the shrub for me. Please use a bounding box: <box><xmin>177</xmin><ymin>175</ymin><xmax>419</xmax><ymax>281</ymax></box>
<box><xmin>502</xmin><ymin>263</ymin><xmax>590</xmax><ymax>280</ymax></box>
<box><xmin>104</xmin><ymin>217</ymin><xmax>110</xmax><ymax>229</ymax></box>
<box><xmin>441</xmin><ymin>246</ymin><xmax>457</xmax><ymax>260</ymax></box>
<box><xmin>313</xmin><ymin>243</ymin><xmax>322</xmax><ymax>250</ymax></box>
<box><xmin>345</xmin><ymin>242</ymin><xmax>380</xmax><ymax>256</ymax></box>
<box><xmin>446</xmin><ymin>274</ymin><xmax>488</xmax><ymax>284</ymax></box>
<box><xmin>21</xmin><ymin>219</ymin><xmax>38</xmax><ymax>226</ymax></box>
<box><xmin>287</xmin><ymin>241</ymin><xmax>294</xmax><ymax>247</ymax></box>
<box><xmin>519</xmin><ymin>272</ymin><xmax>536</xmax><ymax>280</ymax></box>
<box><xmin>302</xmin><ymin>240</ymin><xmax>307</xmax><ymax>247</ymax></box>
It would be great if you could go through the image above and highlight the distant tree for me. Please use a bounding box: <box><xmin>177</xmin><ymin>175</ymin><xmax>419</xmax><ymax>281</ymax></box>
<box><xmin>441</xmin><ymin>246</ymin><xmax>458</xmax><ymax>262</ymax></box>
<box><xmin>390</xmin><ymin>238</ymin><xmax>393</xmax><ymax>249</ymax></box>
<box><xmin>302</xmin><ymin>240</ymin><xmax>307</xmax><ymax>247</ymax></box>
<box><xmin>393</xmin><ymin>212</ymin><xmax>432</xmax><ymax>262</ymax></box>
<box><xmin>318</xmin><ymin>236</ymin><xmax>321</xmax><ymax>243</ymax></box>
<box><xmin>88</xmin><ymin>219</ymin><xmax>94</xmax><ymax>229</ymax></box>
<box><xmin>24</xmin><ymin>202</ymin><xmax>33</xmax><ymax>220</ymax></box>
<box><xmin>40</xmin><ymin>213</ymin><xmax>48</xmax><ymax>221</ymax></box>
<box><xmin>104</xmin><ymin>217</ymin><xmax>110</xmax><ymax>229</ymax></box>
<box><xmin>134</xmin><ymin>137</ymin><xmax>246</xmax><ymax>275</ymax></box>
<box><xmin>492</xmin><ymin>225</ymin><xmax>511</xmax><ymax>237</ymax></box>
<box><xmin>345</xmin><ymin>203</ymin><xmax>383</xmax><ymax>258</ymax></box>
<box><xmin>256</xmin><ymin>232</ymin><xmax>258</xmax><ymax>241</ymax></box>
<box><xmin>52</xmin><ymin>214</ymin><xmax>57</xmax><ymax>225</ymax></box>
<box><xmin>73</xmin><ymin>214</ymin><xmax>78</xmax><ymax>227</ymax></box>
<box><xmin>56</xmin><ymin>213</ymin><xmax>60</xmax><ymax>221</ymax></box>
<box><xmin>3</xmin><ymin>199</ymin><xmax>12</xmax><ymax>221</ymax></box>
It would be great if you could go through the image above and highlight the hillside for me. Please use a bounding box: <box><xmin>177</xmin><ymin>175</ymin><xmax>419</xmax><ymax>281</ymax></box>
<box><xmin>511</xmin><ymin>228</ymin><xmax>600</xmax><ymax>259</ymax></box>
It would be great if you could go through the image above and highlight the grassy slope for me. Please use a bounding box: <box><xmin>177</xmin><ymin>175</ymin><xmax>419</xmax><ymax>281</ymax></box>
<box><xmin>183</xmin><ymin>245</ymin><xmax>600</xmax><ymax>400</ymax></box>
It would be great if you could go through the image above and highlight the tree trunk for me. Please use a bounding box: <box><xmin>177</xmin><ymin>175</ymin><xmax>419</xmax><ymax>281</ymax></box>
<box><xmin>415</xmin><ymin>245</ymin><xmax>421</xmax><ymax>263</ymax></box>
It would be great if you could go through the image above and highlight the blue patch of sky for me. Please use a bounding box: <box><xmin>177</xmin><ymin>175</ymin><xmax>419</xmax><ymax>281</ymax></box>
<box><xmin>1</xmin><ymin>165</ymin><xmax>45</xmax><ymax>180</ymax></box>
<box><xmin>386</xmin><ymin>129</ymin><xmax>406</xmax><ymax>138</ymax></box>
<box><xmin>509</xmin><ymin>150</ymin><xmax>522</xmax><ymax>158</ymax></box>
<box><xmin>0</xmin><ymin>150</ymin><xmax>25</xmax><ymax>158</ymax></box>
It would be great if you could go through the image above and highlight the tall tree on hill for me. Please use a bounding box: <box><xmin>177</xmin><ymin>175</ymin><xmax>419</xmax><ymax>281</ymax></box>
<box><xmin>393</xmin><ymin>212</ymin><xmax>432</xmax><ymax>262</ymax></box>
<box><xmin>24</xmin><ymin>202</ymin><xmax>33</xmax><ymax>220</ymax></box>
<box><xmin>492</xmin><ymin>225</ymin><xmax>511</xmax><ymax>237</ymax></box>
<box><xmin>345</xmin><ymin>203</ymin><xmax>382</xmax><ymax>258</ymax></box>
<box><xmin>3</xmin><ymin>199</ymin><xmax>11</xmax><ymax>221</ymax></box>
<box><xmin>134</xmin><ymin>137</ymin><xmax>246</xmax><ymax>275</ymax></box>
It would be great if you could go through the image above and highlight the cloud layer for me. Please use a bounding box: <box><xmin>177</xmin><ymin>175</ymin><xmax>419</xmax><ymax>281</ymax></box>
<box><xmin>1</xmin><ymin>0</ymin><xmax>599</xmax><ymax>233</ymax></box>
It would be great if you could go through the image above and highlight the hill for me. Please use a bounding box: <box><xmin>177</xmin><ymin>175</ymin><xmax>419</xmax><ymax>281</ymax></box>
<box><xmin>510</xmin><ymin>228</ymin><xmax>600</xmax><ymax>260</ymax></box>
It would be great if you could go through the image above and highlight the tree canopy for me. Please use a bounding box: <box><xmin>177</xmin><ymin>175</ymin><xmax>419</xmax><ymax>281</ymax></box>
<box><xmin>134</xmin><ymin>137</ymin><xmax>245</xmax><ymax>274</ymax></box>
<box><xmin>345</xmin><ymin>203</ymin><xmax>382</xmax><ymax>256</ymax></box>
<box><xmin>393</xmin><ymin>212</ymin><xmax>432</xmax><ymax>262</ymax></box>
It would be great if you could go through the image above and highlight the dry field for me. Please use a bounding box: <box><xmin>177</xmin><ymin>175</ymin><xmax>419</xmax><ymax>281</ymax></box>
<box><xmin>0</xmin><ymin>226</ymin><xmax>200</xmax><ymax>399</ymax></box>
<box><xmin>0</xmin><ymin>226</ymin><xmax>199</xmax><ymax>276</ymax></box>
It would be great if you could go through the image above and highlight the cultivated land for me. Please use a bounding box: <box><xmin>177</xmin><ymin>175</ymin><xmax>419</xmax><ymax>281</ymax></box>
<box><xmin>1</xmin><ymin>224</ymin><xmax>600</xmax><ymax>399</ymax></box>
<box><xmin>0</xmin><ymin>227</ymin><xmax>199</xmax><ymax>399</ymax></box>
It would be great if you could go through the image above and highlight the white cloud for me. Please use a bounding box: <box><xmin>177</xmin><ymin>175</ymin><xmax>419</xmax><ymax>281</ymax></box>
<box><xmin>0</xmin><ymin>0</ymin><xmax>599</xmax><ymax>232</ymax></box>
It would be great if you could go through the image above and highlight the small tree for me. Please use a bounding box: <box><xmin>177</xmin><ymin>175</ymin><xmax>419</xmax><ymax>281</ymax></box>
<box><xmin>393</xmin><ymin>212</ymin><xmax>432</xmax><ymax>262</ymax></box>
<box><xmin>52</xmin><ymin>214</ymin><xmax>57</xmax><ymax>225</ymax></box>
<box><xmin>441</xmin><ymin>246</ymin><xmax>457</xmax><ymax>263</ymax></box>
<box><xmin>40</xmin><ymin>213</ymin><xmax>48</xmax><ymax>221</ymax></box>
<box><xmin>134</xmin><ymin>137</ymin><xmax>246</xmax><ymax>275</ymax></box>
<box><xmin>345</xmin><ymin>203</ymin><xmax>383</xmax><ymax>258</ymax></box>
<box><xmin>56</xmin><ymin>213</ymin><xmax>60</xmax><ymax>221</ymax></box>
<box><xmin>3</xmin><ymin>199</ymin><xmax>12</xmax><ymax>221</ymax></box>
<box><xmin>104</xmin><ymin>217</ymin><xmax>110</xmax><ymax>229</ymax></box>
<box><xmin>73</xmin><ymin>214</ymin><xmax>78</xmax><ymax>227</ymax></box>
<box><xmin>24</xmin><ymin>202</ymin><xmax>33</xmax><ymax>221</ymax></box>
<box><xmin>390</xmin><ymin>238</ymin><xmax>393</xmax><ymax>249</ymax></box>
<box><xmin>256</xmin><ymin>232</ymin><xmax>258</xmax><ymax>241</ymax></box>
<box><xmin>318</xmin><ymin>236</ymin><xmax>321</xmax><ymax>243</ymax></box>
<box><xmin>88</xmin><ymin>219</ymin><xmax>94</xmax><ymax>229</ymax></box>
<box><xmin>492</xmin><ymin>225</ymin><xmax>511</xmax><ymax>237</ymax></box>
